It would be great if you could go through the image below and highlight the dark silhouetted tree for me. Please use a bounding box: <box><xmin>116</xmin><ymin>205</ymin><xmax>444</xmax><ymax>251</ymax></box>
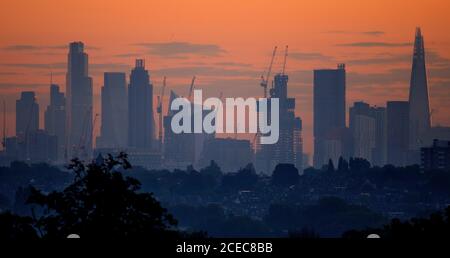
<box><xmin>271</xmin><ymin>164</ymin><xmax>299</xmax><ymax>187</ymax></box>
<box><xmin>344</xmin><ymin>206</ymin><xmax>450</xmax><ymax>239</ymax></box>
<box><xmin>0</xmin><ymin>212</ymin><xmax>38</xmax><ymax>240</ymax></box>
<box><xmin>27</xmin><ymin>153</ymin><xmax>179</xmax><ymax>239</ymax></box>
<box><xmin>200</xmin><ymin>160</ymin><xmax>223</xmax><ymax>185</ymax></box>
<box><xmin>289</xmin><ymin>227</ymin><xmax>320</xmax><ymax>239</ymax></box>
<box><xmin>221</xmin><ymin>163</ymin><xmax>258</xmax><ymax>190</ymax></box>
<box><xmin>337</xmin><ymin>157</ymin><xmax>349</xmax><ymax>172</ymax></box>
<box><xmin>327</xmin><ymin>159</ymin><xmax>335</xmax><ymax>172</ymax></box>
<box><xmin>349</xmin><ymin>157</ymin><xmax>371</xmax><ymax>171</ymax></box>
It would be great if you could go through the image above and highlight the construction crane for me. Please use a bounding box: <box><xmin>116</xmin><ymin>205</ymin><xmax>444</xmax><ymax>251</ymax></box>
<box><xmin>430</xmin><ymin>108</ymin><xmax>437</xmax><ymax>124</ymax></box>
<box><xmin>81</xmin><ymin>112</ymin><xmax>98</xmax><ymax>160</ymax></box>
<box><xmin>77</xmin><ymin>107</ymin><xmax>94</xmax><ymax>159</ymax></box>
<box><xmin>77</xmin><ymin>109</ymin><xmax>89</xmax><ymax>154</ymax></box>
<box><xmin>157</xmin><ymin>76</ymin><xmax>167</xmax><ymax>147</ymax></box>
<box><xmin>252</xmin><ymin>132</ymin><xmax>260</xmax><ymax>153</ymax></box>
<box><xmin>188</xmin><ymin>75</ymin><xmax>196</xmax><ymax>100</ymax></box>
<box><xmin>90</xmin><ymin>113</ymin><xmax>99</xmax><ymax>149</ymax></box>
<box><xmin>282</xmin><ymin>45</ymin><xmax>288</xmax><ymax>75</ymax></box>
<box><xmin>260</xmin><ymin>46</ymin><xmax>277</xmax><ymax>98</ymax></box>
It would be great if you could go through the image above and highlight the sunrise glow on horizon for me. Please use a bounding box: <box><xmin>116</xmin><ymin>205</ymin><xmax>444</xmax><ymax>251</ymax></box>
<box><xmin>1</xmin><ymin>0</ymin><xmax>450</xmax><ymax>155</ymax></box>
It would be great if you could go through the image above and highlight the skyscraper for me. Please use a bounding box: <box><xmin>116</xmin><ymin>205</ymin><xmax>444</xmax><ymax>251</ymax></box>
<box><xmin>44</xmin><ymin>84</ymin><xmax>66</xmax><ymax>161</ymax></box>
<box><xmin>322</xmin><ymin>127</ymin><xmax>352</xmax><ymax>167</ymax></box>
<box><xmin>408</xmin><ymin>28</ymin><xmax>431</xmax><ymax>151</ymax></box>
<box><xmin>66</xmin><ymin>42</ymin><xmax>93</xmax><ymax>160</ymax></box>
<box><xmin>96</xmin><ymin>72</ymin><xmax>128</xmax><ymax>150</ymax></box>
<box><xmin>14</xmin><ymin>92</ymin><xmax>57</xmax><ymax>163</ymax></box>
<box><xmin>16</xmin><ymin>91</ymin><xmax>39</xmax><ymax>139</ymax></box>
<box><xmin>256</xmin><ymin>73</ymin><xmax>303</xmax><ymax>174</ymax></box>
<box><xmin>387</xmin><ymin>101</ymin><xmax>409</xmax><ymax>166</ymax></box>
<box><xmin>349</xmin><ymin>102</ymin><xmax>387</xmax><ymax>166</ymax></box>
<box><xmin>371</xmin><ymin>107</ymin><xmax>387</xmax><ymax>166</ymax></box>
<box><xmin>163</xmin><ymin>90</ymin><xmax>211</xmax><ymax>169</ymax></box>
<box><xmin>26</xmin><ymin>129</ymin><xmax>58</xmax><ymax>163</ymax></box>
<box><xmin>128</xmin><ymin>59</ymin><xmax>155</xmax><ymax>150</ymax></box>
<box><xmin>313</xmin><ymin>64</ymin><xmax>346</xmax><ymax>168</ymax></box>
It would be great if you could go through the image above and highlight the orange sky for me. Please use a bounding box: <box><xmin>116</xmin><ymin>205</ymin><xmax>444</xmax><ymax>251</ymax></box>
<box><xmin>1</xmin><ymin>0</ymin><xmax>450</xmax><ymax>156</ymax></box>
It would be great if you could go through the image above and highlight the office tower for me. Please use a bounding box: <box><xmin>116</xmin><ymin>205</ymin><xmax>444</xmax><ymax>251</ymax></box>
<box><xmin>352</xmin><ymin>114</ymin><xmax>376</xmax><ymax>162</ymax></box>
<box><xmin>26</xmin><ymin>129</ymin><xmax>58</xmax><ymax>163</ymax></box>
<box><xmin>408</xmin><ymin>28</ymin><xmax>431</xmax><ymax>152</ymax></box>
<box><xmin>200</xmin><ymin>138</ymin><xmax>253</xmax><ymax>172</ymax></box>
<box><xmin>15</xmin><ymin>91</ymin><xmax>39</xmax><ymax>162</ymax></box>
<box><xmin>3</xmin><ymin>137</ymin><xmax>19</xmax><ymax>162</ymax></box>
<box><xmin>387</xmin><ymin>101</ymin><xmax>409</xmax><ymax>166</ymax></box>
<box><xmin>422</xmin><ymin>126</ymin><xmax>450</xmax><ymax>146</ymax></box>
<box><xmin>66</xmin><ymin>42</ymin><xmax>93</xmax><ymax>160</ymax></box>
<box><xmin>313</xmin><ymin>64</ymin><xmax>346</xmax><ymax>168</ymax></box>
<box><xmin>163</xmin><ymin>91</ymin><xmax>211</xmax><ymax>169</ymax></box>
<box><xmin>322</xmin><ymin>127</ymin><xmax>352</xmax><ymax>167</ymax></box>
<box><xmin>256</xmin><ymin>73</ymin><xmax>303</xmax><ymax>174</ymax></box>
<box><xmin>16</xmin><ymin>91</ymin><xmax>39</xmax><ymax>139</ymax></box>
<box><xmin>349</xmin><ymin>102</ymin><xmax>387</xmax><ymax>166</ymax></box>
<box><xmin>302</xmin><ymin>153</ymin><xmax>310</xmax><ymax>170</ymax></box>
<box><xmin>421</xmin><ymin>140</ymin><xmax>450</xmax><ymax>171</ymax></box>
<box><xmin>13</xmin><ymin>93</ymin><xmax>58</xmax><ymax>163</ymax></box>
<box><xmin>44</xmin><ymin>84</ymin><xmax>66</xmax><ymax>161</ymax></box>
<box><xmin>371</xmin><ymin>107</ymin><xmax>387</xmax><ymax>166</ymax></box>
<box><xmin>128</xmin><ymin>59</ymin><xmax>155</xmax><ymax>150</ymax></box>
<box><xmin>5</xmin><ymin>131</ymin><xmax>57</xmax><ymax>164</ymax></box>
<box><xmin>96</xmin><ymin>72</ymin><xmax>128</xmax><ymax>150</ymax></box>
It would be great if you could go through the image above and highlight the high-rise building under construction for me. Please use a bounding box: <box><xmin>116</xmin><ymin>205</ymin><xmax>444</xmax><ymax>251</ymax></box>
<box><xmin>256</xmin><ymin>73</ymin><xmax>303</xmax><ymax>174</ymax></box>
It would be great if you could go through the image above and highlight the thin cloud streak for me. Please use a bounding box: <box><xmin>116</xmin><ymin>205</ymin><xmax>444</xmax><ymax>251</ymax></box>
<box><xmin>135</xmin><ymin>41</ymin><xmax>226</xmax><ymax>58</ymax></box>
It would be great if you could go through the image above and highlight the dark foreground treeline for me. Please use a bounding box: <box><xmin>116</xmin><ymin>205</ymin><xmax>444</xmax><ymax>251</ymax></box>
<box><xmin>0</xmin><ymin>154</ymin><xmax>450</xmax><ymax>238</ymax></box>
<box><xmin>0</xmin><ymin>154</ymin><xmax>195</xmax><ymax>239</ymax></box>
<box><xmin>344</xmin><ymin>206</ymin><xmax>450</xmax><ymax>239</ymax></box>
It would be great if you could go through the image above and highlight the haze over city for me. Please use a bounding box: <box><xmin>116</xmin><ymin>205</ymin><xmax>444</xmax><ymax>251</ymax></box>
<box><xmin>2</xmin><ymin>0</ymin><xmax>450</xmax><ymax>245</ymax></box>
<box><xmin>1</xmin><ymin>0</ymin><xmax>450</xmax><ymax>157</ymax></box>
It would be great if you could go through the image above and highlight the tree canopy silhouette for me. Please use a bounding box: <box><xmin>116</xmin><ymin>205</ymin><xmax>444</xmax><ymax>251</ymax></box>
<box><xmin>344</xmin><ymin>206</ymin><xmax>450</xmax><ymax>238</ymax></box>
<box><xmin>1</xmin><ymin>153</ymin><xmax>179</xmax><ymax>239</ymax></box>
<box><xmin>271</xmin><ymin>163</ymin><xmax>299</xmax><ymax>187</ymax></box>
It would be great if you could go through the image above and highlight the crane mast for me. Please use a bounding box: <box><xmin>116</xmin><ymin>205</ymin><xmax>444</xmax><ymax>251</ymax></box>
<box><xmin>188</xmin><ymin>76</ymin><xmax>196</xmax><ymax>100</ymax></box>
<box><xmin>260</xmin><ymin>46</ymin><xmax>277</xmax><ymax>98</ymax></box>
<box><xmin>282</xmin><ymin>45</ymin><xmax>288</xmax><ymax>75</ymax></box>
<box><xmin>157</xmin><ymin>76</ymin><xmax>167</xmax><ymax>147</ymax></box>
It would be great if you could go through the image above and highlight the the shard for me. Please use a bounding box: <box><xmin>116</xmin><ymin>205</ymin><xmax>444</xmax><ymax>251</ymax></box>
<box><xmin>408</xmin><ymin>27</ymin><xmax>431</xmax><ymax>150</ymax></box>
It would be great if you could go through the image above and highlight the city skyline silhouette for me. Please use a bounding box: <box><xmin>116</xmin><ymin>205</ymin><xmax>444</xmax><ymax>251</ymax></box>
<box><xmin>1</xmin><ymin>0</ymin><xmax>450</xmax><ymax>158</ymax></box>
<box><xmin>1</xmin><ymin>0</ymin><xmax>450</xmax><ymax>244</ymax></box>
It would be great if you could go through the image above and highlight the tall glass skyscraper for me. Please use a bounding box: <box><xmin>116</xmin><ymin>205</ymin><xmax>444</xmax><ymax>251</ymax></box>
<box><xmin>96</xmin><ymin>72</ymin><xmax>128</xmax><ymax>149</ymax></box>
<box><xmin>44</xmin><ymin>84</ymin><xmax>66</xmax><ymax>161</ymax></box>
<box><xmin>408</xmin><ymin>28</ymin><xmax>431</xmax><ymax>151</ymax></box>
<box><xmin>313</xmin><ymin>64</ymin><xmax>346</xmax><ymax>168</ymax></box>
<box><xmin>66</xmin><ymin>42</ymin><xmax>93</xmax><ymax>160</ymax></box>
<box><xmin>16</xmin><ymin>91</ymin><xmax>39</xmax><ymax>139</ymax></box>
<box><xmin>128</xmin><ymin>59</ymin><xmax>155</xmax><ymax>150</ymax></box>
